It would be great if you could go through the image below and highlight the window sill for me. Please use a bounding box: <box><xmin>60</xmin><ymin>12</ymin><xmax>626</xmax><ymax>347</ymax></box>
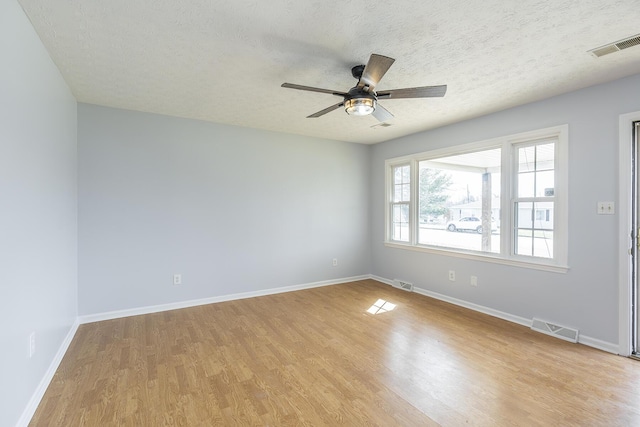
<box><xmin>384</xmin><ymin>241</ymin><xmax>569</xmax><ymax>273</ymax></box>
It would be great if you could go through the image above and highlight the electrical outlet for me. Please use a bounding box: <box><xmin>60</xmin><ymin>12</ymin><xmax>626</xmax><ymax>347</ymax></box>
<box><xmin>332</xmin><ymin>258</ymin><xmax>338</xmax><ymax>267</ymax></box>
<box><xmin>470</xmin><ymin>276</ymin><xmax>478</xmax><ymax>287</ymax></box>
<box><xmin>448</xmin><ymin>270</ymin><xmax>456</xmax><ymax>281</ymax></box>
<box><xmin>29</xmin><ymin>332</ymin><xmax>36</xmax><ymax>358</ymax></box>
<box><xmin>173</xmin><ymin>274</ymin><xmax>182</xmax><ymax>285</ymax></box>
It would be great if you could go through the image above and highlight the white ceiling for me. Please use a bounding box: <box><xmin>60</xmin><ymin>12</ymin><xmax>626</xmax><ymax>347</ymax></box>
<box><xmin>17</xmin><ymin>0</ymin><xmax>640</xmax><ymax>144</ymax></box>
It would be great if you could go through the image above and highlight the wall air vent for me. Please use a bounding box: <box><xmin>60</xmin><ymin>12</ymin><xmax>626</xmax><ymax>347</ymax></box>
<box><xmin>392</xmin><ymin>279</ymin><xmax>414</xmax><ymax>292</ymax></box>
<box><xmin>589</xmin><ymin>33</ymin><xmax>640</xmax><ymax>57</ymax></box>
<box><xmin>531</xmin><ymin>318</ymin><xmax>579</xmax><ymax>343</ymax></box>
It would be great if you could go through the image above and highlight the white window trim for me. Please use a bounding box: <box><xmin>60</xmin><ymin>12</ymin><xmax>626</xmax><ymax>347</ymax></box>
<box><xmin>384</xmin><ymin>125</ymin><xmax>569</xmax><ymax>273</ymax></box>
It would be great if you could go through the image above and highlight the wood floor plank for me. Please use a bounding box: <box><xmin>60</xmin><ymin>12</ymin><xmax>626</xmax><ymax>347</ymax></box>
<box><xmin>30</xmin><ymin>279</ymin><xmax>640</xmax><ymax>426</ymax></box>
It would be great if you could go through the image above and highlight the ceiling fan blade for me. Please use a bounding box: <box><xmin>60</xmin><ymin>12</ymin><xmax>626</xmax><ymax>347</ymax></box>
<box><xmin>359</xmin><ymin>54</ymin><xmax>395</xmax><ymax>90</ymax></box>
<box><xmin>307</xmin><ymin>102</ymin><xmax>344</xmax><ymax>118</ymax></box>
<box><xmin>372</xmin><ymin>104</ymin><xmax>394</xmax><ymax>122</ymax></box>
<box><xmin>281</xmin><ymin>83</ymin><xmax>347</xmax><ymax>97</ymax></box>
<box><xmin>377</xmin><ymin>85</ymin><xmax>447</xmax><ymax>99</ymax></box>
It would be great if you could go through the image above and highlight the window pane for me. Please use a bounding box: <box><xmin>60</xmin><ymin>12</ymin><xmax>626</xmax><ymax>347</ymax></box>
<box><xmin>393</xmin><ymin>204</ymin><xmax>408</xmax><ymax>222</ymax></box>
<box><xmin>402</xmin><ymin>165</ymin><xmax>410</xmax><ymax>182</ymax></box>
<box><xmin>515</xmin><ymin>201</ymin><xmax>554</xmax><ymax>258</ymax></box>
<box><xmin>518</xmin><ymin>172</ymin><xmax>535</xmax><ymax>198</ymax></box>
<box><xmin>536</xmin><ymin>143</ymin><xmax>555</xmax><ymax>171</ymax></box>
<box><xmin>393</xmin><ymin>183</ymin><xmax>410</xmax><ymax>202</ymax></box>
<box><xmin>392</xmin><ymin>204</ymin><xmax>409</xmax><ymax>242</ymax></box>
<box><xmin>533</xmin><ymin>230</ymin><xmax>553</xmax><ymax>258</ymax></box>
<box><xmin>536</xmin><ymin>170</ymin><xmax>554</xmax><ymax>197</ymax></box>
<box><xmin>516</xmin><ymin>234</ymin><xmax>533</xmax><ymax>256</ymax></box>
<box><xmin>516</xmin><ymin>202</ymin><xmax>533</xmax><ymax>229</ymax></box>
<box><xmin>402</xmin><ymin>183</ymin><xmax>410</xmax><ymax>201</ymax></box>
<box><xmin>518</xmin><ymin>146</ymin><xmax>536</xmax><ymax>172</ymax></box>
<box><xmin>516</xmin><ymin>230</ymin><xmax>554</xmax><ymax>258</ymax></box>
<box><xmin>393</xmin><ymin>184</ymin><xmax>403</xmax><ymax>202</ymax></box>
<box><xmin>393</xmin><ymin>165</ymin><xmax>410</xmax><ymax>202</ymax></box>
<box><xmin>533</xmin><ymin>201</ymin><xmax>554</xmax><ymax>229</ymax></box>
<box><xmin>417</xmin><ymin>148</ymin><xmax>501</xmax><ymax>254</ymax></box>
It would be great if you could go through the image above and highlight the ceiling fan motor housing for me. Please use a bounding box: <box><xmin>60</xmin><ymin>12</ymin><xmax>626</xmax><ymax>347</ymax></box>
<box><xmin>351</xmin><ymin>64</ymin><xmax>366</xmax><ymax>79</ymax></box>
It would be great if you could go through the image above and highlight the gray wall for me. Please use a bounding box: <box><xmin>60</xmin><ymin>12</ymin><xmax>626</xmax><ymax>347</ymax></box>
<box><xmin>78</xmin><ymin>104</ymin><xmax>371</xmax><ymax>315</ymax></box>
<box><xmin>0</xmin><ymin>1</ymin><xmax>78</xmax><ymax>425</ymax></box>
<box><xmin>371</xmin><ymin>73</ymin><xmax>640</xmax><ymax>346</ymax></box>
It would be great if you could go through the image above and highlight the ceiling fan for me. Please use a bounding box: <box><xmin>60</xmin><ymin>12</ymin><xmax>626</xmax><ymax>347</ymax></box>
<box><xmin>281</xmin><ymin>53</ymin><xmax>447</xmax><ymax>122</ymax></box>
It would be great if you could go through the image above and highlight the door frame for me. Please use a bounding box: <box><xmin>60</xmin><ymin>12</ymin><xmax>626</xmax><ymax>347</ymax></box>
<box><xmin>619</xmin><ymin>111</ymin><xmax>640</xmax><ymax>357</ymax></box>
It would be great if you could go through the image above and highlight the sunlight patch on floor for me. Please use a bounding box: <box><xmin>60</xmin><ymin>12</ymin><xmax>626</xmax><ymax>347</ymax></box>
<box><xmin>367</xmin><ymin>299</ymin><xmax>396</xmax><ymax>315</ymax></box>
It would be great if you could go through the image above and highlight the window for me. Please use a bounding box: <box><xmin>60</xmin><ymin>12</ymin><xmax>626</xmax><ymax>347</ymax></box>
<box><xmin>385</xmin><ymin>125</ymin><xmax>568</xmax><ymax>271</ymax></box>
<box><xmin>391</xmin><ymin>164</ymin><xmax>411</xmax><ymax>242</ymax></box>
<box><xmin>514</xmin><ymin>142</ymin><xmax>555</xmax><ymax>258</ymax></box>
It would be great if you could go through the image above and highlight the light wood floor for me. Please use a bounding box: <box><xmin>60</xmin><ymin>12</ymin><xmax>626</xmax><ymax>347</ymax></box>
<box><xmin>30</xmin><ymin>279</ymin><xmax>640</xmax><ymax>426</ymax></box>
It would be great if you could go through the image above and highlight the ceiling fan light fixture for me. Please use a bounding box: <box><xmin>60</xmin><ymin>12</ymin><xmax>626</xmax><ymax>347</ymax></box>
<box><xmin>344</xmin><ymin>97</ymin><xmax>376</xmax><ymax>116</ymax></box>
<box><xmin>281</xmin><ymin>53</ymin><xmax>446</xmax><ymax>121</ymax></box>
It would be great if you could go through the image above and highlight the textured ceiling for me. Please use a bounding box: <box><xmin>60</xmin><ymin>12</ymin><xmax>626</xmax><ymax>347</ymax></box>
<box><xmin>17</xmin><ymin>0</ymin><xmax>640</xmax><ymax>144</ymax></box>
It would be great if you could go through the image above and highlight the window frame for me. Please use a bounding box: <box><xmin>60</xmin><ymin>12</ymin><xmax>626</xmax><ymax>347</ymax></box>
<box><xmin>389</xmin><ymin>163</ymin><xmax>412</xmax><ymax>243</ymax></box>
<box><xmin>384</xmin><ymin>125</ymin><xmax>569</xmax><ymax>273</ymax></box>
<box><xmin>512</xmin><ymin>139</ymin><xmax>557</xmax><ymax>260</ymax></box>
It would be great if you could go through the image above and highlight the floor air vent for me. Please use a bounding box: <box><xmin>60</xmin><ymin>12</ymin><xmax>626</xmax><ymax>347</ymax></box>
<box><xmin>531</xmin><ymin>318</ymin><xmax>578</xmax><ymax>343</ymax></box>
<box><xmin>392</xmin><ymin>279</ymin><xmax>414</xmax><ymax>292</ymax></box>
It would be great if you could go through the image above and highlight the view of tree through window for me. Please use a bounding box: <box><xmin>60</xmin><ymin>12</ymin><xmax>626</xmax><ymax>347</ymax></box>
<box><xmin>418</xmin><ymin>148</ymin><xmax>501</xmax><ymax>253</ymax></box>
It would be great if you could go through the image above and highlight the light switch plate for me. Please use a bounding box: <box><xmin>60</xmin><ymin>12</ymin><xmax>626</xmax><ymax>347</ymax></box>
<box><xmin>597</xmin><ymin>201</ymin><xmax>615</xmax><ymax>215</ymax></box>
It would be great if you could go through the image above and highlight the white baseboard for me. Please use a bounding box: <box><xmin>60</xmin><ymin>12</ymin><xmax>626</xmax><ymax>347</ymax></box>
<box><xmin>578</xmin><ymin>335</ymin><xmax>619</xmax><ymax>354</ymax></box>
<box><xmin>372</xmin><ymin>275</ymin><xmax>619</xmax><ymax>354</ymax></box>
<box><xmin>16</xmin><ymin>319</ymin><xmax>80</xmax><ymax>427</ymax></box>
<box><xmin>414</xmin><ymin>286</ymin><xmax>532</xmax><ymax>328</ymax></box>
<box><xmin>369</xmin><ymin>274</ymin><xmax>394</xmax><ymax>286</ymax></box>
<box><xmin>79</xmin><ymin>275</ymin><xmax>370</xmax><ymax>324</ymax></box>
